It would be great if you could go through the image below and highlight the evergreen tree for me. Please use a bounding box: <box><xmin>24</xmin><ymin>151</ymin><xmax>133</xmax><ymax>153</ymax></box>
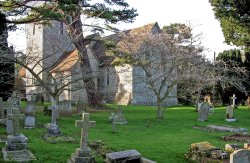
<box><xmin>0</xmin><ymin>12</ymin><xmax>14</xmax><ymax>101</ymax></box>
<box><xmin>210</xmin><ymin>0</ymin><xmax>250</xmax><ymax>49</ymax></box>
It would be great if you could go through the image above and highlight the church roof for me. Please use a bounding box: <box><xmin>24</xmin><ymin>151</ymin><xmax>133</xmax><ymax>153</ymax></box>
<box><xmin>50</xmin><ymin>49</ymin><xmax>78</xmax><ymax>73</ymax></box>
<box><xmin>50</xmin><ymin>22</ymin><xmax>160</xmax><ymax>72</ymax></box>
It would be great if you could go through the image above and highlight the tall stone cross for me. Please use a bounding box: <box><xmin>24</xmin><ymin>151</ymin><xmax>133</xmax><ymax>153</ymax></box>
<box><xmin>75</xmin><ymin>113</ymin><xmax>96</xmax><ymax>151</ymax></box>
<box><xmin>231</xmin><ymin>94</ymin><xmax>237</xmax><ymax>107</ymax></box>
<box><xmin>7</xmin><ymin>108</ymin><xmax>25</xmax><ymax>136</ymax></box>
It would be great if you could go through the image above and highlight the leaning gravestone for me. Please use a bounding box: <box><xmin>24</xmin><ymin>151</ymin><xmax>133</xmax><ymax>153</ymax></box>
<box><xmin>2</xmin><ymin>108</ymin><xmax>36</xmax><ymax>162</ymax></box>
<box><xmin>230</xmin><ymin>149</ymin><xmax>250</xmax><ymax>163</ymax></box>
<box><xmin>24</xmin><ymin>96</ymin><xmax>36</xmax><ymax>128</ymax></box>
<box><xmin>226</xmin><ymin>105</ymin><xmax>236</xmax><ymax>122</ymax></box>
<box><xmin>68</xmin><ymin>113</ymin><xmax>96</xmax><ymax>163</ymax></box>
<box><xmin>197</xmin><ymin>102</ymin><xmax>210</xmax><ymax>121</ymax></box>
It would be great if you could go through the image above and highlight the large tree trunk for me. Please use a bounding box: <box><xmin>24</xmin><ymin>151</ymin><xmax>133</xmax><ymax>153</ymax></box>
<box><xmin>66</xmin><ymin>16</ymin><xmax>99</xmax><ymax>106</ymax></box>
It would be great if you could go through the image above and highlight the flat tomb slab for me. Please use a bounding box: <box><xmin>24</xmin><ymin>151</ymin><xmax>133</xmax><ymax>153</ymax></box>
<box><xmin>222</xmin><ymin>134</ymin><xmax>250</xmax><ymax>143</ymax></box>
<box><xmin>106</xmin><ymin>149</ymin><xmax>141</xmax><ymax>163</ymax></box>
<box><xmin>2</xmin><ymin>148</ymin><xmax>36</xmax><ymax>162</ymax></box>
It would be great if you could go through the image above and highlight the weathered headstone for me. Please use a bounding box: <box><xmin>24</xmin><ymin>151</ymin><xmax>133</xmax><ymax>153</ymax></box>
<box><xmin>76</xmin><ymin>100</ymin><xmax>86</xmax><ymax>114</ymax></box>
<box><xmin>110</xmin><ymin>113</ymin><xmax>116</xmax><ymax>133</ymax></box>
<box><xmin>231</xmin><ymin>94</ymin><xmax>237</xmax><ymax>108</ymax></box>
<box><xmin>230</xmin><ymin>149</ymin><xmax>250</xmax><ymax>163</ymax></box>
<box><xmin>2</xmin><ymin>108</ymin><xmax>36</xmax><ymax>162</ymax></box>
<box><xmin>10</xmin><ymin>92</ymin><xmax>21</xmax><ymax>109</ymax></box>
<box><xmin>47</xmin><ymin>106</ymin><xmax>60</xmax><ymax>135</ymax></box>
<box><xmin>109</xmin><ymin>106</ymin><xmax>128</xmax><ymax>124</ymax></box>
<box><xmin>226</xmin><ymin>105</ymin><xmax>236</xmax><ymax>122</ymax></box>
<box><xmin>6</xmin><ymin>102</ymin><xmax>14</xmax><ymax>135</ymax></box>
<box><xmin>60</xmin><ymin>100</ymin><xmax>72</xmax><ymax>115</ymax></box>
<box><xmin>197</xmin><ymin>102</ymin><xmax>210</xmax><ymax>121</ymax></box>
<box><xmin>68</xmin><ymin>113</ymin><xmax>96</xmax><ymax>163</ymax></box>
<box><xmin>106</xmin><ymin>149</ymin><xmax>141</xmax><ymax>163</ymax></box>
<box><xmin>24</xmin><ymin>96</ymin><xmax>36</xmax><ymax>128</ymax></box>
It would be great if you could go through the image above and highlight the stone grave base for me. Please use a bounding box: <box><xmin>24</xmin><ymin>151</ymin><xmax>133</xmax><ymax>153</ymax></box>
<box><xmin>225</xmin><ymin>118</ymin><xmax>236</xmax><ymax>122</ymax></box>
<box><xmin>2</xmin><ymin>148</ymin><xmax>36</xmax><ymax>162</ymax></box>
<box><xmin>43</xmin><ymin>134</ymin><xmax>75</xmax><ymax>144</ymax></box>
<box><xmin>193</xmin><ymin>125</ymin><xmax>248</xmax><ymax>133</ymax></box>
<box><xmin>222</xmin><ymin>133</ymin><xmax>250</xmax><ymax>143</ymax></box>
<box><xmin>67</xmin><ymin>154</ymin><xmax>95</xmax><ymax>163</ymax></box>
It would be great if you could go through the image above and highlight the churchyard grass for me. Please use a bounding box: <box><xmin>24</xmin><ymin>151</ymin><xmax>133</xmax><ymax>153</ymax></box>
<box><xmin>0</xmin><ymin>104</ymin><xmax>249</xmax><ymax>162</ymax></box>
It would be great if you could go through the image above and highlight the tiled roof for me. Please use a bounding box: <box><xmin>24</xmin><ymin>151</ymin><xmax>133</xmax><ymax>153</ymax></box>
<box><xmin>50</xmin><ymin>49</ymin><xmax>79</xmax><ymax>73</ymax></box>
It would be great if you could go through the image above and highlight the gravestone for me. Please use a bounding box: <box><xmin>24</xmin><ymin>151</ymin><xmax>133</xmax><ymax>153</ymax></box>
<box><xmin>76</xmin><ymin>100</ymin><xmax>86</xmax><ymax>114</ymax></box>
<box><xmin>6</xmin><ymin>102</ymin><xmax>14</xmax><ymax>135</ymax></box>
<box><xmin>68</xmin><ymin>113</ymin><xmax>96</xmax><ymax>163</ymax></box>
<box><xmin>60</xmin><ymin>100</ymin><xmax>72</xmax><ymax>115</ymax></box>
<box><xmin>24</xmin><ymin>96</ymin><xmax>36</xmax><ymax>128</ymax></box>
<box><xmin>105</xmin><ymin>149</ymin><xmax>156</xmax><ymax>163</ymax></box>
<box><xmin>10</xmin><ymin>92</ymin><xmax>21</xmax><ymax>109</ymax></box>
<box><xmin>106</xmin><ymin>149</ymin><xmax>141</xmax><ymax>163</ymax></box>
<box><xmin>226</xmin><ymin>106</ymin><xmax>236</xmax><ymax>122</ymax></box>
<box><xmin>109</xmin><ymin>106</ymin><xmax>127</xmax><ymax>124</ymax></box>
<box><xmin>230</xmin><ymin>149</ymin><xmax>250</xmax><ymax>163</ymax></box>
<box><xmin>47</xmin><ymin>106</ymin><xmax>60</xmax><ymax>135</ymax></box>
<box><xmin>2</xmin><ymin>108</ymin><xmax>36</xmax><ymax>162</ymax></box>
<box><xmin>110</xmin><ymin>113</ymin><xmax>116</xmax><ymax>133</ymax></box>
<box><xmin>231</xmin><ymin>94</ymin><xmax>237</xmax><ymax>109</ymax></box>
<box><xmin>197</xmin><ymin>102</ymin><xmax>210</xmax><ymax>121</ymax></box>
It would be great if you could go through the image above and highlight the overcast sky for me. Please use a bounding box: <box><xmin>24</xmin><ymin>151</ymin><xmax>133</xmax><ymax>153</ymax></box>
<box><xmin>8</xmin><ymin>0</ymin><xmax>235</xmax><ymax>60</ymax></box>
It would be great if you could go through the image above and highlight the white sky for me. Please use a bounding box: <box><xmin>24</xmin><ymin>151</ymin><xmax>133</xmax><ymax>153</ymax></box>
<box><xmin>8</xmin><ymin>0</ymin><xmax>235</xmax><ymax>60</ymax></box>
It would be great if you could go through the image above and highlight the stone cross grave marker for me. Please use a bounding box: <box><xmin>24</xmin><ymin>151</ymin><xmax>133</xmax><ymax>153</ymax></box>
<box><xmin>10</xmin><ymin>92</ymin><xmax>21</xmax><ymax>109</ymax></box>
<box><xmin>230</xmin><ymin>149</ymin><xmax>250</xmax><ymax>163</ymax></box>
<box><xmin>231</xmin><ymin>94</ymin><xmax>237</xmax><ymax>108</ymax></box>
<box><xmin>7</xmin><ymin>108</ymin><xmax>24</xmax><ymax>136</ymax></box>
<box><xmin>76</xmin><ymin>113</ymin><xmax>96</xmax><ymax>153</ymax></box>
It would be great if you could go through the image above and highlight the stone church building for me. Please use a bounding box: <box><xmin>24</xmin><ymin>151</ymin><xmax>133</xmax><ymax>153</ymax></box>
<box><xmin>25</xmin><ymin>21</ymin><xmax>177</xmax><ymax>106</ymax></box>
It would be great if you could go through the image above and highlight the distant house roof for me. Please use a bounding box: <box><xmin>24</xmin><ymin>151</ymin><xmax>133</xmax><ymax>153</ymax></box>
<box><xmin>50</xmin><ymin>22</ymin><xmax>160</xmax><ymax>72</ymax></box>
<box><xmin>50</xmin><ymin>49</ymin><xmax>79</xmax><ymax>73</ymax></box>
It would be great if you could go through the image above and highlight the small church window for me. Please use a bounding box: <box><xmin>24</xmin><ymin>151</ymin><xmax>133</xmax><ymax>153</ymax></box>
<box><xmin>59</xmin><ymin>22</ymin><xmax>64</xmax><ymax>35</ymax></box>
<box><xmin>106</xmin><ymin>68</ymin><xmax>110</xmax><ymax>86</ymax></box>
<box><xmin>31</xmin><ymin>75</ymin><xmax>37</xmax><ymax>85</ymax></box>
<box><xmin>33</xmin><ymin>24</ymin><xmax>35</xmax><ymax>35</ymax></box>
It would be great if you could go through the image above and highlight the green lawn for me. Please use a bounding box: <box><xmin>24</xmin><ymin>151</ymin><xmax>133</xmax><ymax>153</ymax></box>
<box><xmin>0</xmin><ymin>105</ymin><xmax>250</xmax><ymax>163</ymax></box>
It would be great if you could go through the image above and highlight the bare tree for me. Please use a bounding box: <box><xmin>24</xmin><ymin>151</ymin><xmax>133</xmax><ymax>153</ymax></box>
<box><xmin>113</xmin><ymin>24</ymin><xmax>248</xmax><ymax>119</ymax></box>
